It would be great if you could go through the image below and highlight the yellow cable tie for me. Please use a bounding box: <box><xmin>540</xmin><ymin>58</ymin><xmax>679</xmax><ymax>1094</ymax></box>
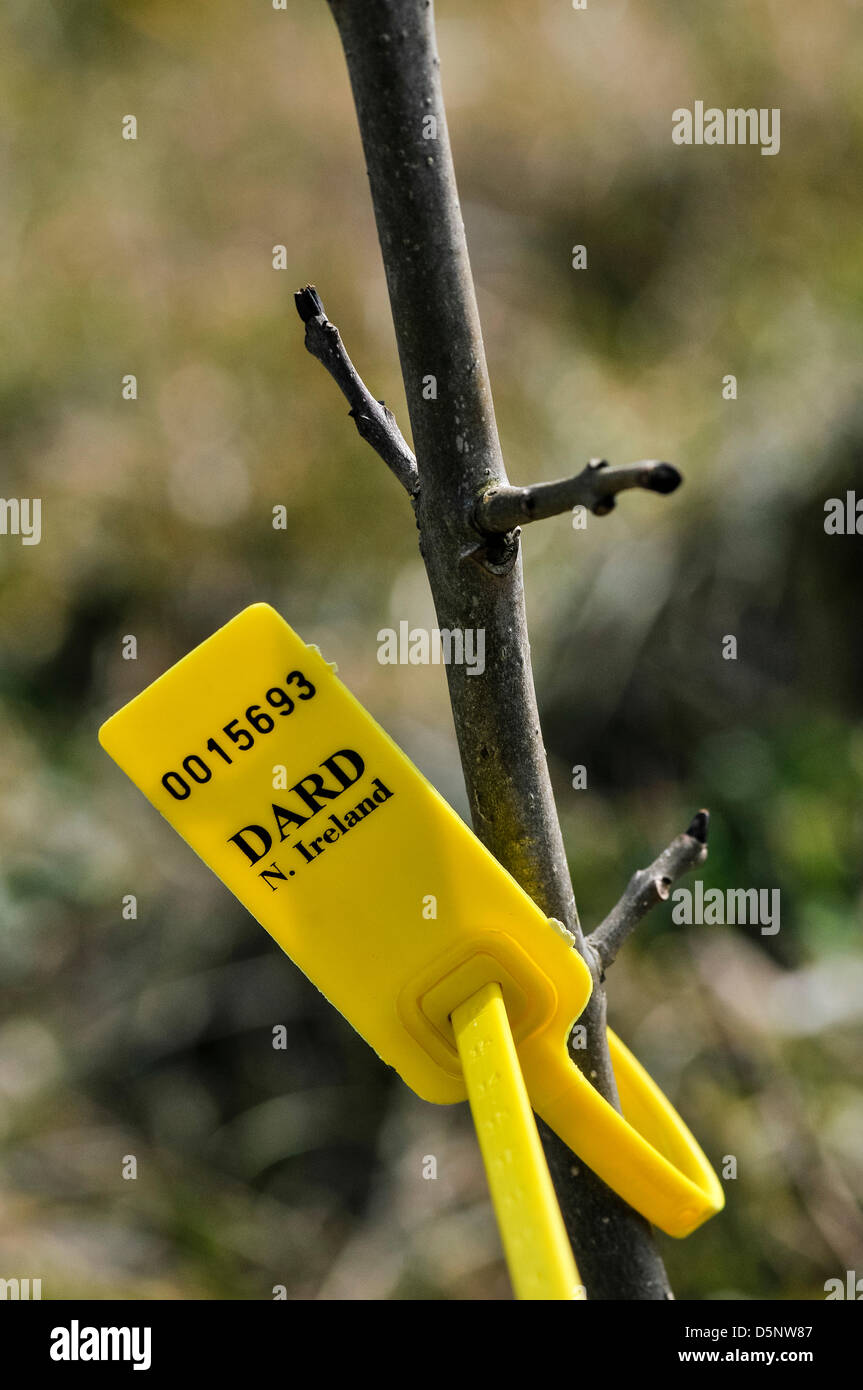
<box><xmin>452</xmin><ymin>982</ymin><xmax>585</xmax><ymax>1302</ymax></box>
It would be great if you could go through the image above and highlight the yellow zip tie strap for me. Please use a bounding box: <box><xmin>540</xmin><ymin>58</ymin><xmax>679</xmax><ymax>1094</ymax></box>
<box><xmin>452</xmin><ymin>983</ymin><xmax>584</xmax><ymax>1301</ymax></box>
<box><xmin>525</xmin><ymin>1028</ymin><xmax>725</xmax><ymax>1239</ymax></box>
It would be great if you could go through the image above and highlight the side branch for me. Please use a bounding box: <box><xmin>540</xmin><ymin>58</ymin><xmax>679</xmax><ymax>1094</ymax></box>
<box><xmin>295</xmin><ymin>285</ymin><xmax>419</xmax><ymax>497</ymax></box>
<box><xmin>587</xmin><ymin>810</ymin><xmax>710</xmax><ymax>975</ymax></box>
<box><xmin>476</xmin><ymin>458</ymin><xmax>681</xmax><ymax>533</ymax></box>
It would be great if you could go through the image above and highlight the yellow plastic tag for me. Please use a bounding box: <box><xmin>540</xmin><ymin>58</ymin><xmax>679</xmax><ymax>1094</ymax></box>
<box><xmin>99</xmin><ymin>602</ymin><xmax>725</xmax><ymax>1245</ymax></box>
<box><xmin>99</xmin><ymin>603</ymin><xmax>593</xmax><ymax>1106</ymax></box>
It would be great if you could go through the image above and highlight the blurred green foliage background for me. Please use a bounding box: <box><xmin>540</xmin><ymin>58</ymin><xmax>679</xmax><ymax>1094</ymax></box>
<box><xmin>1</xmin><ymin>0</ymin><xmax>861</xmax><ymax>1299</ymax></box>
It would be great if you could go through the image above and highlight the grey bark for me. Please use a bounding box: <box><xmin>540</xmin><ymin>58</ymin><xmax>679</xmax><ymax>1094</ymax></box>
<box><xmin>315</xmin><ymin>0</ymin><xmax>696</xmax><ymax>1299</ymax></box>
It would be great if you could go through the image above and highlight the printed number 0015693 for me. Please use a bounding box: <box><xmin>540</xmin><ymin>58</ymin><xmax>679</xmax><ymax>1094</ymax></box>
<box><xmin>161</xmin><ymin>669</ymin><xmax>316</xmax><ymax>801</ymax></box>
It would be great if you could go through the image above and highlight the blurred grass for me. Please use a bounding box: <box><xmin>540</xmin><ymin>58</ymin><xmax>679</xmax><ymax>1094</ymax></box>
<box><xmin>0</xmin><ymin>0</ymin><xmax>861</xmax><ymax>1298</ymax></box>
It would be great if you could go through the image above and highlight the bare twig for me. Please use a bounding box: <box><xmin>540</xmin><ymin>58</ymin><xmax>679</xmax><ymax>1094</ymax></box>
<box><xmin>588</xmin><ymin>811</ymin><xmax>710</xmax><ymax>975</ymax></box>
<box><xmin>318</xmin><ymin>0</ymin><xmax>677</xmax><ymax>1299</ymax></box>
<box><xmin>295</xmin><ymin>285</ymin><xmax>419</xmax><ymax>497</ymax></box>
<box><xmin>476</xmin><ymin>458</ymin><xmax>682</xmax><ymax>533</ymax></box>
